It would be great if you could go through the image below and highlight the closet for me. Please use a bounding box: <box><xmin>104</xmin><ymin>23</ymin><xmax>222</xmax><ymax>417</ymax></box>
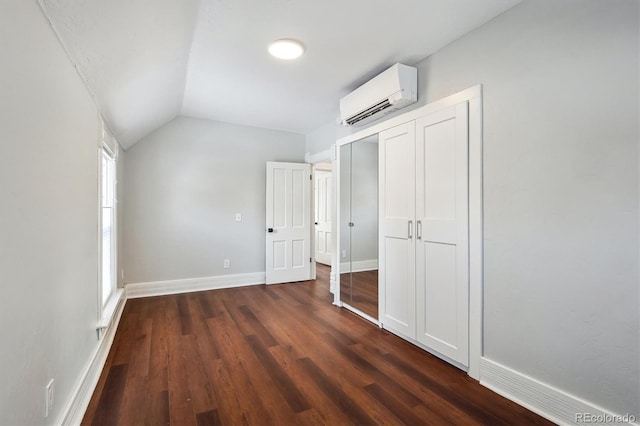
<box><xmin>379</xmin><ymin>102</ymin><xmax>470</xmax><ymax>367</ymax></box>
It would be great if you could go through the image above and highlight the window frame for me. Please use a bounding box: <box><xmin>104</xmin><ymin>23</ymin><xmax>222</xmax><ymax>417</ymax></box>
<box><xmin>98</xmin><ymin>134</ymin><xmax>119</xmax><ymax>326</ymax></box>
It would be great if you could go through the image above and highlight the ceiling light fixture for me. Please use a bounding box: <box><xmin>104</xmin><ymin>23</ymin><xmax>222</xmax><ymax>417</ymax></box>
<box><xmin>268</xmin><ymin>39</ymin><xmax>305</xmax><ymax>60</ymax></box>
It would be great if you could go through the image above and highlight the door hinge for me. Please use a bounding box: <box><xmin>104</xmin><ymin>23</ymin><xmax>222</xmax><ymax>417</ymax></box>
<box><xmin>310</xmin><ymin>174</ymin><xmax>312</xmax><ymax>180</ymax></box>
<box><xmin>310</xmin><ymin>257</ymin><xmax>312</xmax><ymax>263</ymax></box>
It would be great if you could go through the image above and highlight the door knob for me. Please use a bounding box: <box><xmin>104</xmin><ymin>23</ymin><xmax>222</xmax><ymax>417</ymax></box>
<box><xmin>315</xmin><ymin>222</ymin><xmax>318</xmax><ymax>225</ymax></box>
<box><xmin>267</xmin><ymin>228</ymin><xmax>274</xmax><ymax>233</ymax></box>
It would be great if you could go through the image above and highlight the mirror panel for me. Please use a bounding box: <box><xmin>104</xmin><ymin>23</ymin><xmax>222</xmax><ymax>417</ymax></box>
<box><xmin>351</xmin><ymin>135</ymin><xmax>378</xmax><ymax>318</ymax></box>
<box><xmin>350</xmin><ymin>137</ymin><xmax>378</xmax><ymax>318</ymax></box>
<box><xmin>339</xmin><ymin>135</ymin><xmax>379</xmax><ymax>319</ymax></box>
<box><xmin>339</xmin><ymin>143</ymin><xmax>352</xmax><ymax>306</ymax></box>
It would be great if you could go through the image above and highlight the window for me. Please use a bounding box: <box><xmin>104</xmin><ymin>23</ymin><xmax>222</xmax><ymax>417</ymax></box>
<box><xmin>100</xmin><ymin>146</ymin><xmax>117</xmax><ymax>311</ymax></box>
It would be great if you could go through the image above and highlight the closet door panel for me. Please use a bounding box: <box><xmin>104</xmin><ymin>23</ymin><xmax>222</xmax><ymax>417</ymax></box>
<box><xmin>383</xmin><ymin>237</ymin><xmax>412</xmax><ymax>329</ymax></box>
<box><xmin>424</xmin><ymin>242</ymin><xmax>457</xmax><ymax>346</ymax></box>
<box><xmin>379</xmin><ymin>122</ymin><xmax>416</xmax><ymax>338</ymax></box>
<box><xmin>415</xmin><ymin>103</ymin><xmax>469</xmax><ymax>365</ymax></box>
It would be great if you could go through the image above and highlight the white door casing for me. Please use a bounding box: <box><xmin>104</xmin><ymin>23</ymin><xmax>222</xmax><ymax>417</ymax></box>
<box><xmin>415</xmin><ymin>103</ymin><xmax>469</xmax><ymax>366</ymax></box>
<box><xmin>314</xmin><ymin>170</ymin><xmax>332</xmax><ymax>265</ymax></box>
<box><xmin>265</xmin><ymin>162</ymin><xmax>312</xmax><ymax>284</ymax></box>
<box><xmin>379</xmin><ymin>122</ymin><xmax>417</xmax><ymax>339</ymax></box>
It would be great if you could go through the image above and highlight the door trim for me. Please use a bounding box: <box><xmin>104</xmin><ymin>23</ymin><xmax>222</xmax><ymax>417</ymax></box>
<box><xmin>313</xmin><ymin>168</ymin><xmax>332</xmax><ymax>266</ymax></box>
<box><xmin>336</xmin><ymin>84</ymin><xmax>483</xmax><ymax>380</ymax></box>
<box><xmin>307</xmin><ymin>148</ymin><xmax>337</xmax><ymax>290</ymax></box>
<box><xmin>265</xmin><ymin>162</ymin><xmax>312</xmax><ymax>285</ymax></box>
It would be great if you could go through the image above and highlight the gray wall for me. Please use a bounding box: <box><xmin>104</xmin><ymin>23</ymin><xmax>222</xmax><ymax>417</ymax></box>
<box><xmin>306</xmin><ymin>121</ymin><xmax>337</xmax><ymax>157</ymax></box>
<box><xmin>340</xmin><ymin>144</ymin><xmax>352</xmax><ymax>265</ymax></box>
<box><xmin>117</xmin><ymin>145</ymin><xmax>126</xmax><ymax>288</ymax></box>
<box><xmin>423</xmin><ymin>0</ymin><xmax>639</xmax><ymax>417</ymax></box>
<box><xmin>123</xmin><ymin>117</ymin><xmax>306</xmax><ymax>283</ymax></box>
<box><xmin>0</xmin><ymin>1</ymin><xmax>104</xmax><ymax>424</ymax></box>
<box><xmin>351</xmin><ymin>139</ymin><xmax>379</xmax><ymax>263</ymax></box>
<box><xmin>308</xmin><ymin>0</ymin><xmax>639</xmax><ymax>417</ymax></box>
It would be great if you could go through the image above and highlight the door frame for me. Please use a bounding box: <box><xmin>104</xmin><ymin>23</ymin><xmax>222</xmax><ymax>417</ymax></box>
<box><xmin>306</xmin><ymin>148</ymin><xmax>337</xmax><ymax>289</ymax></box>
<box><xmin>265</xmin><ymin>162</ymin><xmax>312</xmax><ymax>285</ymax></box>
<box><xmin>313</xmin><ymin>166</ymin><xmax>332</xmax><ymax>266</ymax></box>
<box><xmin>335</xmin><ymin>85</ymin><xmax>483</xmax><ymax>380</ymax></box>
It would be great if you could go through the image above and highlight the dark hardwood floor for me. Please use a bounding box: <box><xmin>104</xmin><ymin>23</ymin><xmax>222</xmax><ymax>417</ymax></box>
<box><xmin>83</xmin><ymin>264</ymin><xmax>553</xmax><ymax>425</ymax></box>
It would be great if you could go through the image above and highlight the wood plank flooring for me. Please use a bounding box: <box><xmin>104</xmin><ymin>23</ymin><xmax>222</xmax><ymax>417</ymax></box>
<box><xmin>83</xmin><ymin>265</ymin><xmax>553</xmax><ymax>425</ymax></box>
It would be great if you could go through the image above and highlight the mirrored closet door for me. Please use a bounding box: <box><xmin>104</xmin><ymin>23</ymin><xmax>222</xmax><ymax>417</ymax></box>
<box><xmin>339</xmin><ymin>135</ymin><xmax>379</xmax><ymax>319</ymax></box>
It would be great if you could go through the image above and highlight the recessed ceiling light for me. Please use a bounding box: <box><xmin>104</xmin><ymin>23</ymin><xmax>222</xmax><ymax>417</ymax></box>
<box><xmin>268</xmin><ymin>39</ymin><xmax>305</xmax><ymax>60</ymax></box>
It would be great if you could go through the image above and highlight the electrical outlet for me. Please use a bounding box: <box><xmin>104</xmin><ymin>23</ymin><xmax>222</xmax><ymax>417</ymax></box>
<box><xmin>44</xmin><ymin>379</ymin><xmax>54</xmax><ymax>418</ymax></box>
<box><xmin>342</xmin><ymin>249</ymin><xmax>347</xmax><ymax>258</ymax></box>
<box><xmin>235</xmin><ymin>213</ymin><xmax>242</xmax><ymax>222</ymax></box>
<box><xmin>223</xmin><ymin>259</ymin><xmax>230</xmax><ymax>269</ymax></box>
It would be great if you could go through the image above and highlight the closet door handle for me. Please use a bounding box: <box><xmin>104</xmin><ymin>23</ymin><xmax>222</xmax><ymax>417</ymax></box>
<box><xmin>417</xmin><ymin>220</ymin><xmax>422</xmax><ymax>240</ymax></box>
<box><xmin>408</xmin><ymin>220</ymin><xmax>413</xmax><ymax>239</ymax></box>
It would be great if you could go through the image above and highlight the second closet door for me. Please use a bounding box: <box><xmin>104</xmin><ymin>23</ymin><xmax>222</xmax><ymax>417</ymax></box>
<box><xmin>415</xmin><ymin>103</ymin><xmax>469</xmax><ymax>366</ymax></box>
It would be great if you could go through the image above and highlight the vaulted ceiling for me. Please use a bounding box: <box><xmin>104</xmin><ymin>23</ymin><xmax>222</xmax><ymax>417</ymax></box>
<box><xmin>41</xmin><ymin>0</ymin><xmax>521</xmax><ymax>149</ymax></box>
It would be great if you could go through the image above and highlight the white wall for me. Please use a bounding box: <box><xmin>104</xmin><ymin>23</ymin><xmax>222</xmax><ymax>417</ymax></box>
<box><xmin>123</xmin><ymin>117</ymin><xmax>306</xmax><ymax>284</ymax></box>
<box><xmin>308</xmin><ymin>0</ymin><xmax>639</xmax><ymax>418</ymax></box>
<box><xmin>0</xmin><ymin>1</ymin><xmax>105</xmax><ymax>424</ymax></box>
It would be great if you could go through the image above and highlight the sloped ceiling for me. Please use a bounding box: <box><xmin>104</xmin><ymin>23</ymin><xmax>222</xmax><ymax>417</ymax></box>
<box><xmin>40</xmin><ymin>0</ymin><xmax>521</xmax><ymax>149</ymax></box>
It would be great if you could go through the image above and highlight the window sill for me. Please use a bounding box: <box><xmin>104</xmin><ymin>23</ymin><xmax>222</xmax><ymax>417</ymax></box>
<box><xmin>97</xmin><ymin>288</ymin><xmax>124</xmax><ymax>334</ymax></box>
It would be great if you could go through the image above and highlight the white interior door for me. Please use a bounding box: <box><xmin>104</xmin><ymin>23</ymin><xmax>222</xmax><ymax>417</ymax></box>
<box><xmin>266</xmin><ymin>162</ymin><xmax>312</xmax><ymax>284</ymax></box>
<box><xmin>379</xmin><ymin>122</ymin><xmax>416</xmax><ymax>339</ymax></box>
<box><xmin>415</xmin><ymin>103</ymin><xmax>469</xmax><ymax>365</ymax></box>
<box><xmin>314</xmin><ymin>169</ymin><xmax>332</xmax><ymax>265</ymax></box>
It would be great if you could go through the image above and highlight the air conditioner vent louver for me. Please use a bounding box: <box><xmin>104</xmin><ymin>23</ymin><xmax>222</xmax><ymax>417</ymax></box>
<box><xmin>340</xmin><ymin>63</ymin><xmax>417</xmax><ymax>127</ymax></box>
<box><xmin>345</xmin><ymin>99</ymin><xmax>393</xmax><ymax>125</ymax></box>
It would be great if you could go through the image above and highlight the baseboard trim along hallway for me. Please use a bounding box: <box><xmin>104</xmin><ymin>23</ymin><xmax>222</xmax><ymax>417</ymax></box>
<box><xmin>57</xmin><ymin>293</ymin><xmax>127</xmax><ymax>425</ymax></box>
<box><xmin>480</xmin><ymin>357</ymin><xmax>639</xmax><ymax>426</ymax></box>
<box><xmin>125</xmin><ymin>272</ymin><xmax>266</xmax><ymax>299</ymax></box>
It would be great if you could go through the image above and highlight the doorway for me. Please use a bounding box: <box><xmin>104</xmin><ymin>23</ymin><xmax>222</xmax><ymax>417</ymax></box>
<box><xmin>307</xmin><ymin>148</ymin><xmax>337</xmax><ymax>293</ymax></box>
<box><xmin>313</xmin><ymin>162</ymin><xmax>332</xmax><ymax>266</ymax></box>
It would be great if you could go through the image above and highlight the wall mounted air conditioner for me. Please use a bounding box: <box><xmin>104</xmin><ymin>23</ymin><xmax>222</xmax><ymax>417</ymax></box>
<box><xmin>339</xmin><ymin>63</ymin><xmax>417</xmax><ymax>127</ymax></box>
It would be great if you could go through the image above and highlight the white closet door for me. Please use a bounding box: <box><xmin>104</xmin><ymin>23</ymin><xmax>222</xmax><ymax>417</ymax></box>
<box><xmin>415</xmin><ymin>103</ymin><xmax>469</xmax><ymax>365</ymax></box>
<box><xmin>379</xmin><ymin>122</ymin><xmax>416</xmax><ymax>339</ymax></box>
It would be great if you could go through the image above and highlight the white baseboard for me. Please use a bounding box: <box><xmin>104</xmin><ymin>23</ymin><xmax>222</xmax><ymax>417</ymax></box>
<box><xmin>480</xmin><ymin>357</ymin><xmax>639</xmax><ymax>426</ymax></box>
<box><xmin>340</xmin><ymin>259</ymin><xmax>378</xmax><ymax>273</ymax></box>
<box><xmin>125</xmin><ymin>271</ymin><xmax>266</xmax><ymax>299</ymax></box>
<box><xmin>58</xmin><ymin>292</ymin><xmax>127</xmax><ymax>426</ymax></box>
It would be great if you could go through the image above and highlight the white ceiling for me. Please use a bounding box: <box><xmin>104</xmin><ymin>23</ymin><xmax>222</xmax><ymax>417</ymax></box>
<box><xmin>41</xmin><ymin>0</ymin><xmax>521</xmax><ymax>149</ymax></box>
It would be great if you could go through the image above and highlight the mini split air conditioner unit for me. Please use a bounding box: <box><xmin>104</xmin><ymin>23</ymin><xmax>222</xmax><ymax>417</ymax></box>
<box><xmin>339</xmin><ymin>63</ymin><xmax>417</xmax><ymax>127</ymax></box>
